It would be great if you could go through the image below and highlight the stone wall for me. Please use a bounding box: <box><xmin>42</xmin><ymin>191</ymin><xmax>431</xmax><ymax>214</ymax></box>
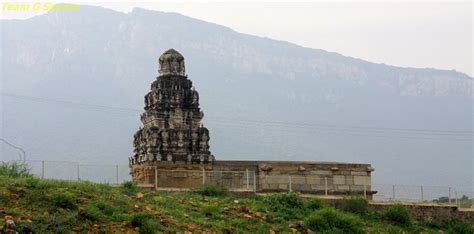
<box><xmin>241</xmin><ymin>161</ymin><xmax>374</xmax><ymax>196</ymax></box>
<box><xmin>324</xmin><ymin>198</ymin><xmax>474</xmax><ymax>224</ymax></box>
<box><xmin>133</xmin><ymin>160</ymin><xmax>374</xmax><ymax>196</ymax></box>
<box><xmin>370</xmin><ymin>203</ymin><xmax>474</xmax><ymax>224</ymax></box>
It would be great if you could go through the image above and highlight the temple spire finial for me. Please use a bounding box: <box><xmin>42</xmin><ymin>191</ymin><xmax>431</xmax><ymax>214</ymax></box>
<box><xmin>158</xmin><ymin>48</ymin><xmax>186</xmax><ymax>76</ymax></box>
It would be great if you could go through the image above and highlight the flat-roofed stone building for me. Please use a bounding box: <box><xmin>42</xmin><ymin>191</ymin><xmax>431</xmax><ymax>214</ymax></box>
<box><xmin>130</xmin><ymin>49</ymin><xmax>374</xmax><ymax>197</ymax></box>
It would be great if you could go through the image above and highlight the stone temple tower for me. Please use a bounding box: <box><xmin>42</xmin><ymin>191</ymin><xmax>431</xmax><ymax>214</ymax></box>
<box><xmin>130</xmin><ymin>49</ymin><xmax>214</xmax><ymax>184</ymax></box>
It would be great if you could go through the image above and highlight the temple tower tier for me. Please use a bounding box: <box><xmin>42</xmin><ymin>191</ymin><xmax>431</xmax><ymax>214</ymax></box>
<box><xmin>129</xmin><ymin>49</ymin><xmax>215</xmax><ymax>170</ymax></box>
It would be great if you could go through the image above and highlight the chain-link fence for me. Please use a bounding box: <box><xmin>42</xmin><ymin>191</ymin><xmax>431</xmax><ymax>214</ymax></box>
<box><xmin>6</xmin><ymin>160</ymin><xmax>131</xmax><ymax>184</ymax></box>
<box><xmin>258</xmin><ymin>175</ymin><xmax>370</xmax><ymax>196</ymax></box>
<box><xmin>373</xmin><ymin>184</ymin><xmax>473</xmax><ymax>207</ymax></box>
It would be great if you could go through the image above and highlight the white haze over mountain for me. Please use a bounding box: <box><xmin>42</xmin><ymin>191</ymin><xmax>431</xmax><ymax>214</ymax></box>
<box><xmin>0</xmin><ymin>5</ymin><xmax>473</xmax><ymax>191</ymax></box>
<box><xmin>2</xmin><ymin>1</ymin><xmax>472</xmax><ymax>76</ymax></box>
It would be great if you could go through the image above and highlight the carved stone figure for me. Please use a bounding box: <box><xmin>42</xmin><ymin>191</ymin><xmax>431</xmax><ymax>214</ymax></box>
<box><xmin>192</xmin><ymin>90</ymin><xmax>199</xmax><ymax>105</ymax></box>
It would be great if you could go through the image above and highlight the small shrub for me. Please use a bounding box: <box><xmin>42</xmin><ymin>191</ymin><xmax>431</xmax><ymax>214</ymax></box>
<box><xmin>304</xmin><ymin>207</ymin><xmax>364</xmax><ymax>233</ymax></box>
<box><xmin>111</xmin><ymin>212</ymin><xmax>128</xmax><ymax>222</ymax></box>
<box><xmin>81</xmin><ymin>204</ymin><xmax>105</xmax><ymax>221</ymax></box>
<box><xmin>122</xmin><ymin>181</ymin><xmax>136</xmax><ymax>191</ymax></box>
<box><xmin>194</xmin><ymin>184</ymin><xmax>228</xmax><ymax>197</ymax></box>
<box><xmin>153</xmin><ymin>195</ymin><xmax>164</xmax><ymax>203</ymax></box>
<box><xmin>0</xmin><ymin>162</ymin><xmax>31</xmax><ymax>178</ymax></box>
<box><xmin>263</xmin><ymin>192</ymin><xmax>305</xmax><ymax>211</ymax></box>
<box><xmin>200</xmin><ymin>204</ymin><xmax>220</xmax><ymax>217</ymax></box>
<box><xmin>0</xmin><ymin>193</ymin><xmax>6</xmax><ymax>204</ymax></box>
<box><xmin>93</xmin><ymin>200</ymin><xmax>119</xmax><ymax>216</ymax></box>
<box><xmin>139</xmin><ymin>219</ymin><xmax>159</xmax><ymax>234</ymax></box>
<box><xmin>50</xmin><ymin>191</ymin><xmax>77</xmax><ymax>210</ymax></box>
<box><xmin>130</xmin><ymin>212</ymin><xmax>159</xmax><ymax>234</ymax></box>
<box><xmin>20</xmin><ymin>189</ymin><xmax>49</xmax><ymax>207</ymax></box>
<box><xmin>342</xmin><ymin>196</ymin><xmax>368</xmax><ymax>215</ymax></box>
<box><xmin>304</xmin><ymin>198</ymin><xmax>325</xmax><ymax>210</ymax></box>
<box><xmin>25</xmin><ymin>177</ymin><xmax>40</xmax><ymax>188</ymax></box>
<box><xmin>261</xmin><ymin>192</ymin><xmax>306</xmax><ymax>220</ymax></box>
<box><xmin>130</xmin><ymin>212</ymin><xmax>151</xmax><ymax>227</ymax></box>
<box><xmin>444</xmin><ymin>219</ymin><xmax>474</xmax><ymax>234</ymax></box>
<box><xmin>6</xmin><ymin>183</ymin><xmax>24</xmax><ymax>193</ymax></box>
<box><xmin>383</xmin><ymin>204</ymin><xmax>412</xmax><ymax>227</ymax></box>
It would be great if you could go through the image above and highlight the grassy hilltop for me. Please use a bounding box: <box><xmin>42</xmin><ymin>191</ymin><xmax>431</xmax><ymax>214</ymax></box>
<box><xmin>0</xmin><ymin>162</ymin><xmax>472</xmax><ymax>233</ymax></box>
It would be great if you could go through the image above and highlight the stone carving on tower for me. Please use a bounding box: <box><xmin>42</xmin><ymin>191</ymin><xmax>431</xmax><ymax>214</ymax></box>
<box><xmin>130</xmin><ymin>49</ymin><xmax>214</xmax><ymax>181</ymax></box>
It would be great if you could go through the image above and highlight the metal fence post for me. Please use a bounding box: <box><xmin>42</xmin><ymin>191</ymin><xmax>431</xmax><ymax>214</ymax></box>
<box><xmin>41</xmin><ymin>160</ymin><xmax>45</xmax><ymax>179</ymax></box>
<box><xmin>420</xmin><ymin>186</ymin><xmax>424</xmax><ymax>202</ymax></box>
<box><xmin>115</xmin><ymin>165</ymin><xmax>119</xmax><ymax>184</ymax></box>
<box><xmin>154</xmin><ymin>167</ymin><xmax>158</xmax><ymax>190</ymax></box>
<box><xmin>76</xmin><ymin>163</ymin><xmax>80</xmax><ymax>181</ymax></box>
<box><xmin>246</xmin><ymin>169</ymin><xmax>249</xmax><ymax>191</ymax></box>
<box><xmin>289</xmin><ymin>175</ymin><xmax>292</xmax><ymax>192</ymax></box>
<box><xmin>448</xmin><ymin>187</ymin><xmax>452</xmax><ymax>204</ymax></box>
<box><xmin>455</xmin><ymin>191</ymin><xmax>458</xmax><ymax>206</ymax></box>
<box><xmin>392</xmin><ymin>185</ymin><xmax>395</xmax><ymax>200</ymax></box>
<box><xmin>253</xmin><ymin>171</ymin><xmax>257</xmax><ymax>193</ymax></box>
<box><xmin>324</xmin><ymin>177</ymin><xmax>328</xmax><ymax>196</ymax></box>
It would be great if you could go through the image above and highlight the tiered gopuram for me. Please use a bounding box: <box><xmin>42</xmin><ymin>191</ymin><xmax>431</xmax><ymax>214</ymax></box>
<box><xmin>130</xmin><ymin>49</ymin><xmax>214</xmax><ymax>184</ymax></box>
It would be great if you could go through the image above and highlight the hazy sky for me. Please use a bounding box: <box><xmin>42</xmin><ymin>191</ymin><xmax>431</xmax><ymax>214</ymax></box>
<box><xmin>2</xmin><ymin>1</ymin><xmax>472</xmax><ymax>76</ymax></box>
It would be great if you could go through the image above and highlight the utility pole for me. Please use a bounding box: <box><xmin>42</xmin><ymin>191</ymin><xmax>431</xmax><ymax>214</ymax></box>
<box><xmin>0</xmin><ymin>138</ymin><xmax>26</xmax><ymax>161</ymax></box>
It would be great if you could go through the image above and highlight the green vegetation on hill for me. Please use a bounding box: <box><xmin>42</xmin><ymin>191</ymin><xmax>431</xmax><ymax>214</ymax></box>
<box><xmin>0</xmin><ymin>162</ymin><xmax>473</xmax><ymax>233</ymax></box>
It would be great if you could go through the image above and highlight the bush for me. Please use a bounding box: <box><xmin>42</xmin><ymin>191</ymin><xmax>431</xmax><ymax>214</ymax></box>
<box><xmin>263</xmin><ymin>192</ymin><xmax>305</xmax><ymax>211</ymax></box>
<box><xmin>0</xmin><ymin>162</ymin><xmax>31</xmax><ymax>178</ymax></box>
<box><xmin>444</xmin><ymin>219</ymin><xmax>474</xmax><ymax>234</ymax></box>
<box><xmin>78</xmin><ymin>200</ymin><xmax>121</xmax><ymax>222</ymax></box>
<box><xmin>130</xmin><ymin>212</ymin><xmax>151</xmax><ymax>227</ymax></box>
<box><xmin>20</xmin><ymin>188</ymin><xmax>49</xmax><ymax>207</ymax></box>
<box><xmin>261</xmin><ymin>192</ymin><xmax>306</xmax><ymax>220</ymax></box>
<box><xmin>139</xmin><ymin>219</ymin><xmax>159</xmax><ymax>234</ymax></box>
<box><xmin>81</xmin><ymin>204</ymin><xmax>105</xmax><ymax>221</ymax></box>
<box><xmin>342</xmin><ymin>196</ymin><xmax>368</xmax><ymax>215</ymax></box>
<box><xmin>304</xmin><ymin>207</ymin><xmax>364</xmax><ymax>233</ymax></box>
<box><xmin>304</xmin><ymin>198</ymin><xmax>325</xmax><ymax>210</ymax></box>
<box><xmin>0</xmin><ymin>193</ymin><xmax>6</xmax><ymax>204</ymax></box>
<box><xmin>194</xmin><ymin>184</ymin><xmax>228</xmax><ymax>197</ymax></box>
<box><xmin>25</xmin><ymin>177</ymin><xmax>40</xmax><ymax>188</ymax></box>
<box><xmin>122</xmin><ymin>181</ymin><xmax>136</xmax><ymax>191</ymax></box>
<box><xmin>130</xmin><ymin>212</ymin><xmax>159</xmax><ymax>234</ymax></box>
<box><xmin>50</xmin><ymin>191</ymin><xmax>77</xmax><ymax>210</ymax></box>
<box><xmin>93</xmin><ymin>200</ymin><xmax>120</xmax><ymax>216</ymax></box>
<box><xmin>383</xmin><ymin>204</ymin><xmax>412</xmax><ymax>227</ymax></box>
<box><xmin>200</xmin><ymin>204</ymin><xmax>220</xmax><ymax>217</ymax></box>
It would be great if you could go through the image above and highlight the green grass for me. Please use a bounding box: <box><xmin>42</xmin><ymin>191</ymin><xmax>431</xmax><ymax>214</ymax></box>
<box><xmin>0</xmin><ymin>172</ymin><xmax>472</xmax><ymax>233</ymax></box>
<box><xmin>305</xmin><ymin>207</ymin><xmax>364</xmax><ymax>233</ymax></box>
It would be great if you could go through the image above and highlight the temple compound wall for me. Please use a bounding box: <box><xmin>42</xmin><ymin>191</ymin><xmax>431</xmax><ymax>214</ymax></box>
<box><xmin>130</xmin><ymin>160</ymin><xmax>374</xmax><ymax>197</ymax></box>
<box><xmin>130</xmin><ymin>49</ymin><xmax>374</xmax><ymax>197</ymax></box>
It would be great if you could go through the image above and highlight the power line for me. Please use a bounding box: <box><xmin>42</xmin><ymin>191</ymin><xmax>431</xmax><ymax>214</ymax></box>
<box><xmin>2</xmin><ymin>92</ymin><xmax>473</xmax><ymax>141</ymax></box>
<box><xmin>209</xmin><ymin>121</ymin><xmax>472</xmax><ymax>142</ymax></box>
<box><xmin>208</xmin><ymin>118</ymin><xmax>473</xmax><ymax>137</ymax></box>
